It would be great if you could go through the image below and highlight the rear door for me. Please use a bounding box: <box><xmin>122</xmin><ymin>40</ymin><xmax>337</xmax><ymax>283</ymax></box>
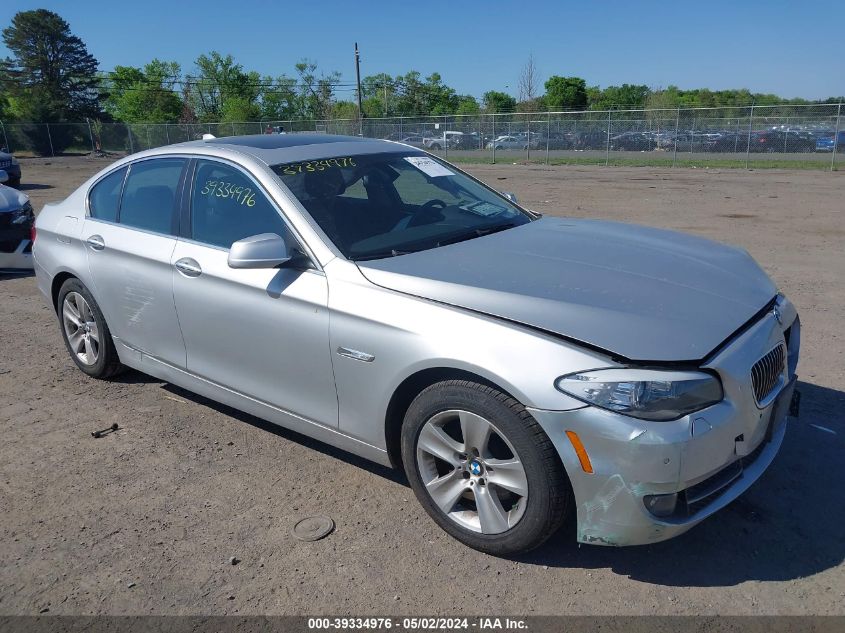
<box><xmin>82</xmin><ymin>157</ymin><xmax>188</xmax><ymax>367</ymax></box>
<box><xmin>170</xmin><ymin>158</ymin><xmax>337</xmax><ymax>427</ymax></box>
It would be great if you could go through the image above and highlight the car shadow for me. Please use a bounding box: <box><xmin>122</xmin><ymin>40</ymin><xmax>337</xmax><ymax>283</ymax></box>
<box><xmin>517</xmin><ymin>380</ymin><xmax>845</xmax><ymax>586</ymax></box>
<box><xmin>131</xmin><ymin>370</ymin><xmax>842</xmax><ymax>585</ymax></box>
<box><xmin>18</xmin><ymin>183</ymin><xmax>53</xmax><ymax>191</ymax></box>
<box><xmin>0</xmin><ymin>270</ymin><xmax>35</xmax><ymax>280</ymax></box>
<box><xmin>159</xmin><ymin>381</ymin><xmax>405</xmax><ymax>485</ymax></box>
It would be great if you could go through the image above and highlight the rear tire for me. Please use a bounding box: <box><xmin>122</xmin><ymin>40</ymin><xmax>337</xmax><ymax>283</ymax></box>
<box><xmin>57</xmin><ymin>278</ymin><xmax>124</xmax><ymax>378</ymax></box>
<box><xmin>401</xmin><ymin>380</ymin><xmax>570</xmax><ymax>555</ymax></box>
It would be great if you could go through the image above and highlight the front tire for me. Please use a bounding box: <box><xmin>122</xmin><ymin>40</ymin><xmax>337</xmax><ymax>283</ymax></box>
<box><xmin>401</xmin><ymin>380</ymin><xmax>570</xmax><ymax>555</ymax></box>
<box><xmin>58</xmin><ymin>278</ymin><xmax>123</xmax><ymax>378</ymax></box>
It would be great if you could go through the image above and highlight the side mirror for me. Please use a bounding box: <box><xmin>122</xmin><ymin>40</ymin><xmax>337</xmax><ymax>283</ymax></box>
<box><xmin>502</xmin><ymin>191</ymin><xmax>518</xmax><ymax>204</ymax></box>
<box><xmin>228</xmin><ymin>233</ymin><xmax>291</xmax><ymax>269</ymax></box>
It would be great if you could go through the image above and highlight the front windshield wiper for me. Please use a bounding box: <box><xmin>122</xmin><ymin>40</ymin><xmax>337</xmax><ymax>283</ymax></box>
<box><xmin>436</xmin><ymin>222</ymin><xmax>517</xmax><ymax>247</ymax></box>
<box><xmin>352</xmin><ymin>248</ymin><xmax>413</xmax><ymax>262</ymax></box>
<box><xmin>353</xmin><ymin>222</ymin><xmax>518</xmax><ymax>262</ymax></box>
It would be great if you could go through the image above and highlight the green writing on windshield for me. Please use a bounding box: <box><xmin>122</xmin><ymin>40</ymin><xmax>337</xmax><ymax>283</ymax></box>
<box><xmin>279</xmin><ymin>157</ymin><xmax>357</xmax><ymax>176</ymax></box>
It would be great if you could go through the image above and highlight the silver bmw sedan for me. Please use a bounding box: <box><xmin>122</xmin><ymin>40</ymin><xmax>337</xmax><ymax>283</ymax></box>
<box><xmin>33</xmin><ymin>134</ymin><xmax>800</xmax><ymax>555</ymax></box>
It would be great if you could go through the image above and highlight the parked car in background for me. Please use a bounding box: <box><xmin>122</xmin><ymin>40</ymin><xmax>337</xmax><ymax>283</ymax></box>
<box><xmin>0</xmin><ymin>183</ymin><xmax>34</xmax><ymax>271</ymax></box>
<box><xmin>526</xmin><ymin>132</ymin><xmax>573</xmax><ymax>150</ymax></box>
<box><xmin>462</xmin><ymin>132</ymin><xmax>483</xmax><ymax>150</ymax></box>
<box><xmin>709</xmin><ymin>133</ymin><xmax>748</xmax><ymax>153</ymax></box>
<box><xmin>0</xmin><ymin>149</ymin><xmax>22</xmax><ymax>188</ymax></box>
<box><xmin>33</xmin><ymin>133</ymin><xmax>801</xmax><ymax>555</ymax></box>
<box><xmin>610</xmin><ymin>132</ymin><xmax>657</xmax><ymax>151</ymax></box>
<box><xmin>485</xmin><ymin>135</ymin><xmax>523</xmax><ymax>150</ymax></box>
<box><xmin>748</xmin><ymin>130</ymin><xmax>816</xmax><ymax>153</ymax></box>
<box><xmin>423</xmin><ymin>131</ymin><xmax>465</xmax><ymax>151</ymax></box>
<box><xmin>815</xmin><ymin>131</ymin><xmax>845</xmax><ymax>152</ymax></box>
<box><xmin>397</xmin><ymin>135</ymin><xmax>426</xmax><ymax>148</ymax></box>
<box><xmin>571</xmin><ymin>130</ymin><xmax>608</xmax><ymax>150</ymax></box>
<box><xmin>666</xmin><ymin>131</ymin><xmax>722</xmax><ymax>153</ymax></box>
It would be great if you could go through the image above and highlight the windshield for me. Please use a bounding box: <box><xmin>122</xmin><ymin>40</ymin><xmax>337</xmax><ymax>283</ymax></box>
<box><xmin>270</xmin><ymin>152</ymin><xmax>532</xmax><ymax>260</ymax></box>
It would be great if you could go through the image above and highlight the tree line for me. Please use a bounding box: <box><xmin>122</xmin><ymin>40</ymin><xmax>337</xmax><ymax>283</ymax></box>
<box><xmin>1</xmin><ymin>9</ymin><xmax>842</xmax><ymax>129</ymax></box>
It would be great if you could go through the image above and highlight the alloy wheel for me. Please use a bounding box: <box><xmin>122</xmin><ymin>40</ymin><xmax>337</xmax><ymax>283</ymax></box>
<box><xmin>62</xmin><ymin>291</ymin><xmax>100</xmax><ymax>366</ymax></box>
<box><xmin>416</xmin><ymin>409</ymin><xmax>528</xmax><ymax>534</ymax></box>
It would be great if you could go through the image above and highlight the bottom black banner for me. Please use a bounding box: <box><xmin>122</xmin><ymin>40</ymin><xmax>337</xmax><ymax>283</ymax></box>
<box><xmin>0</xmin><ymin>616</ymin><xmax>843</xmax><ymax>633</ymax></box>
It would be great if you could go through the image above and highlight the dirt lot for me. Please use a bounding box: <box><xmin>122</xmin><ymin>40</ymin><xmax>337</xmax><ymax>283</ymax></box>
<box><xmin>1</xmin><ymin>157</ymin><xmax>843</xmax><ymax>615</ymax></box>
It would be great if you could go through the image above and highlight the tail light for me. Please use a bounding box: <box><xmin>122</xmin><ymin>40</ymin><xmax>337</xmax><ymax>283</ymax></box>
<box><xmin>30</xmin><ymin>225</ymin><xmax>36</xmax><ymax>244</ymax></box>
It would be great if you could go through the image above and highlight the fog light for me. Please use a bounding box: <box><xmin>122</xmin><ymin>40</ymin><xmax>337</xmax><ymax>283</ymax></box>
<box><xmin>644</xmin><ymin>493</ymin><xmax>678</xmax><ymax>518</ymax></box>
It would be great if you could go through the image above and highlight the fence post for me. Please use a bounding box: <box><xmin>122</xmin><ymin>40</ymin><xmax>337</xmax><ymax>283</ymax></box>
<box><xmin>443</xmin><ymin>115</ymin><xmax>448</xmax><ymax>159</ymax></box>
<box><xmin>745</xmin><ymin>104</ymin><xmax>754</xmax><ymax>169</ymax></box>
<box><xmin>546</xmin><ymin>112</ymin><xmax>550</xmax><ymax>165</ymax></box>
<box><xmin>0</xmin><ymin>121</ymin><xmax>8</xmax><ymax>152</ymax></box>
<box><xmin>526</xmin><ymin>114</ymin><xmax>530</xmax><ymax>162</ymax></box>
<box><xmin>45</xmin><ymin>123</ymin><xmax>55</xmax><ymax>157</ymax></box>
<box><xmin>127</xmin><ymin>124</ymin><xmax>134</xmax><ymax>154</ymax></box>
<box><xmin>492</xmin><ymin>113</ymin><xmax>496</xmax><ymax>164</ymax></box>
<box><xmin>86</xmin><ymin>118</ymin><xmax>95</xmax><ymax>154</ymax></box>
<box><xmin>689</xmin><ymin>115</ymin><xmax>695</xmax><ymax>154</ymax></box>
<box><xmin>734</xmin><ymin>114</ymin><xmax>740</xmax><ymax>153</ymax></box>
<box><xmin>831</xmin><ymin>103</ymin><xmax>841</xmax><ymax>172</ymax></box>
<box><xmin>672</xmin><ymin>107</ymin><xmax>680</xmax><ymax>168</ymax></box>
<box><xmin>605</xmin><ymin>109</ymin><xmax>611</xmax><ymax>166</ymax></box>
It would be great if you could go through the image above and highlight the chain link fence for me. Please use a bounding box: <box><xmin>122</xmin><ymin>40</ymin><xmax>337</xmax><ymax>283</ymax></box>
<box><xmin>1</xmin><ymin>103</ymin><xmax>842</xmax><ymax>170</ymax></box>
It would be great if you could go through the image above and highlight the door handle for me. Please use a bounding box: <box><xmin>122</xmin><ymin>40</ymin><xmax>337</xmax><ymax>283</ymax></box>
<box><xmin>86</xmin><ymin>235</ymin><xmax>105</xmax><ymax>251</ymax></box>
<box><xmin>174</xmin><ymin>257</ymin><xmax>202</xmax><ymax>277</ymax></box>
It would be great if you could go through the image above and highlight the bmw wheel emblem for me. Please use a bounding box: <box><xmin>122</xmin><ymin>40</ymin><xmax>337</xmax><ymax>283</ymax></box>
<box><xmin>469</xmin><ymin>461</ymin><xmax>482</xmax><ymax>476</ymax></box>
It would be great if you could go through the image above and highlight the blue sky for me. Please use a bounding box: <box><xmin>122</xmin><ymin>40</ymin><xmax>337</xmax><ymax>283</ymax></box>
<box><xmin>2</xmin><ymin>0</ymin><xmax>843</xmax><ymax>100</ymax></box>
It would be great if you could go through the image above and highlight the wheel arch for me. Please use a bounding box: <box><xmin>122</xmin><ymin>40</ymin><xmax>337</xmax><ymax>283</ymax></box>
<box><xmin>51</xmin><ymin>270</ymin><xmax>79</xmax><ymax>312</ymax></box>
<box><xmin>383</xmin><ymin>366</ymin><xmax>522</xmax><ymax>469</ymax></box>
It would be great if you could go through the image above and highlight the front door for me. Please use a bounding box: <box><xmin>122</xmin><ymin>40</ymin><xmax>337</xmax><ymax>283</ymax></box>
<box><xmin>171</xmin><ymin>158</ymin><xmax>337</xmax><ymax>427</ymax></box>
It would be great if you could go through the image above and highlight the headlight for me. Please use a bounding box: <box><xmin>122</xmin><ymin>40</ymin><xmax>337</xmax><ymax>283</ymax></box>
<box><xmin>555</xmin><ymin>368</ymin><xmax>722</xmax><ymax>421</ymax></box>
<box><xmin>11</xmin><ymin>201</ymin><xmax>33</xmax><ymax>225</ymax></box>
<box><xmin>11</xmin><ymin>157</ymin><xmax>19</xmax><ymax>166</ymax></box>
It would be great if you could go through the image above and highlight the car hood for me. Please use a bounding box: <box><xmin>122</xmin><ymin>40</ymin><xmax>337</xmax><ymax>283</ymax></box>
<box><xmin>357</xmin><ymin>217</ymin><xmax>776</xmax><ymax>361</ymax></box>
<box><xmin>0</xmin><ymin>184</ymin><xmax>28</xmax><ymax>212</ymax></box>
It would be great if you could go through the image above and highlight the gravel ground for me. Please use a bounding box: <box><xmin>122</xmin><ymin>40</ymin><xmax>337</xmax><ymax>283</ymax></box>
<box><xmin>1</xmin><ymin>156</ymin><xmax>843</xmax><ymax>615</ymax></box>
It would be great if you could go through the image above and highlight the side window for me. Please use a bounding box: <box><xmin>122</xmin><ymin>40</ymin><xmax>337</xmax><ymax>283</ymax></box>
<box><xmin>88</xmin><ymin>167</ymin><xmax>126</xmax><ymax>222</ymax></box>
<box><xmin>190</xmin><ymin>160</ymin><xmax>287</xmax><ymax>249</ymax></box>
<box><xmin>120</xmin><ymin>158</ymin><xmax>185</xmax><ymax>234</ymax></box>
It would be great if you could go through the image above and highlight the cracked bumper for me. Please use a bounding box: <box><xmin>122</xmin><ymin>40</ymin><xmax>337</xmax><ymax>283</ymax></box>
<box><xmin>529</xmin><ymin>301</ymin><xmax>800</xmax><ymax>547</ymax></box>
<box><xmin>531</xmin><ymin>382</ymin><xmax>793</xmax><ymax>546</ymax></box>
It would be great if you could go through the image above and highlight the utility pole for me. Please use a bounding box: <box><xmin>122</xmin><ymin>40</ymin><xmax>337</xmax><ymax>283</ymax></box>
<box><xmin>355</xmin><ymin>42</ymin><xmax>364</xmax><ymax>136</ymax></box>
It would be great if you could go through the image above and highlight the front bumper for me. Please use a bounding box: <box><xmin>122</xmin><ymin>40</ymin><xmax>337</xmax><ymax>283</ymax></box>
<box><xmin>530</xmin><ymin>298</ymin><xmax>800</xmax><ymax>546</ymax></box>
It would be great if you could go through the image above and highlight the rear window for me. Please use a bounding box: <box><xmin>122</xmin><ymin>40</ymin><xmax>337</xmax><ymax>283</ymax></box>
<box><xmin>119</xmin><ymin>159</ymin><xmax>185</xmax><ymax>235</ymax></box>
<box><xmin>88</xmin><ymin>167</ymin><xmax>126</xmax><ymax>222</ymax></box>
